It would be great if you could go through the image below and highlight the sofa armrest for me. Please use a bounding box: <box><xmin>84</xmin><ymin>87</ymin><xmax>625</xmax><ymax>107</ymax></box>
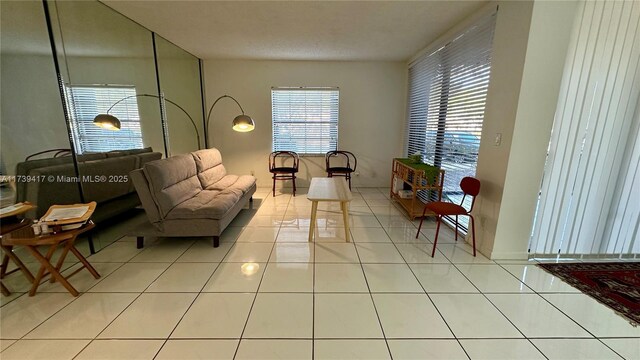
<box><xmin>130</xmin><ymin>169</ymin><xmax>162</xmax><ymax>225</ymax></box>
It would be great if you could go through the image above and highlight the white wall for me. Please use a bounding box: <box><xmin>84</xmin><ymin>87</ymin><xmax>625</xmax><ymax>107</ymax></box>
<box><xmin>203</xmin><ymin>60</ymin><xmax>407</xmax><ymax>188</ymax></box>
<box><xmin>473</xmin><ymin>0</ymin><xmax>579</xmax><ymax>259</ymax></box>
<box><xmin>0</xmin><ymin>54</ymin><xmax>69</xmax><ymax>175</ymax></box>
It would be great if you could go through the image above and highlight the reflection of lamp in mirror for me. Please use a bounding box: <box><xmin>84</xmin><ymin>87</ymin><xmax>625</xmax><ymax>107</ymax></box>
<box><xmin>206</xmin><ymin>95</ymin><xmax>255</xmax><ymax>147</ymax></box>
<box><xmin>241</xmin><ymin>262</ymin><xmax>260</xmax><ymax>276</ymax></box>
<box><xmin>93</xmin><ymin>93</ymin><xmax>201</xmax><ymax>149</ymax></box>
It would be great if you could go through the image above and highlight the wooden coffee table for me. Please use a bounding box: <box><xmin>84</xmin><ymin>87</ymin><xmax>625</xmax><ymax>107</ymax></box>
<box><xmin>307</xmin><ymin>177</ymin><xmax>353</xmax><ymax>242</ymax></box>
<box><xmin>1</xmin><ymin>221</ymin><xmax>100</xmax><ymax>296</ymax></box>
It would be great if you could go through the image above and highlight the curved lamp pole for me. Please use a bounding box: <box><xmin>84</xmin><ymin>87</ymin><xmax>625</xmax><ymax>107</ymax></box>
<box><xmin>93</xmin><ymin>93</ymin><xmax>201</xmax><ymax>150</ymax></box>
<box><xmin>205</xmin><ymin>94</ymin><xmax>255</xmax><ymax>148</ymax></box>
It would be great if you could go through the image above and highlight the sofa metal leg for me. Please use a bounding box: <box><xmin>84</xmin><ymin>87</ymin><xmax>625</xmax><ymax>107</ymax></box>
<box><xmin>250</xmin><ymin>196</ymin><xmax>253</xmax><ymax>203</ymax></box>
<box><xmin>88</xmin><ymin>235</ymin><xmax>96</xmax><ymax>254</ymax></box>
<box><xmin>136</xmin><ymin>237</ymin><xmax>144</xmax><ymax>249</ymax></box>
<box><xmin>213</xmin><ymin>236</ymin><xmax>220</xmax><ymax>248</ymax></box>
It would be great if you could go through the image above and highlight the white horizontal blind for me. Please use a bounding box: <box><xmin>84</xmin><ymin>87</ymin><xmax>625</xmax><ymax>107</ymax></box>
<box><xmin>530</xmin><ymin>0</ymin><xmax>640</xmax><ymax>257</ymax></box>
<box><xmin>272</xmin><ymin>88</ymin><xmax>339</xmax><ymax>155</ymax></box>
<box><xmin>65</xmin><ymin>85</ymin><xmax>144</xmax><ymax>153</ymax></box>
<box><xmin>406</xmin><ymin>12</ymin><xmax>496</xmax><ymax>229</ymax></box>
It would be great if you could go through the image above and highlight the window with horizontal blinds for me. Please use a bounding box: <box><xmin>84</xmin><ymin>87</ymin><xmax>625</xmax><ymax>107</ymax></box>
<box><xmin>65</xmin><ymin>85</ymin><xmax>144</xmax><ymax>154</ymax></box>
<box><xmin>272</xmin><ymin>88</ymin><xmax>339</xmax><ymax>155</ymax></box>
<box><xmin>406</xmin><ymin>12</ymin><xmax>496</xmax><ymax>230</ymax></box>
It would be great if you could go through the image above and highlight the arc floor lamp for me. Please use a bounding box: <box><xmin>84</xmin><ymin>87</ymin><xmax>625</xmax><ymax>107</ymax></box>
<box><xmin>205</xmin><ymin>94</ymin><xmax>255</xmax><ymax>148</ymax></box>
<box><xmin>93</xmin><ymin>93</ymin><xmax>202</xmax><ymax>150</ymax></box>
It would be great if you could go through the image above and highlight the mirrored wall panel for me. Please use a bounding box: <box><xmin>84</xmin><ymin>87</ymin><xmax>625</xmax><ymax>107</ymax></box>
<box><xmin>0</xmin><ymin>0</ymin><xmax>73</xmax><ymax>215</ymax></box>
<box><xmin>0</xmin><ymin>0</ymin><xmax>205</xmax><ymax>258</ymax></box>
<box><xmin>155</xmin><ymin>35</ymin><xmax>204</xmax><ymax>155</ymax></box>
<box><xmin>47</xmin><ymin>0</ymin><xmax>166</xmax><ymax>250</ymax></box>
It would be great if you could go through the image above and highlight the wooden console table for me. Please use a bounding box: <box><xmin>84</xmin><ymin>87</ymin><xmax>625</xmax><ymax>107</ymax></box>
<box><xmin>389</xmin><ymin>158</ymin><xmax>444</xmax><ymax>220</ymax></box>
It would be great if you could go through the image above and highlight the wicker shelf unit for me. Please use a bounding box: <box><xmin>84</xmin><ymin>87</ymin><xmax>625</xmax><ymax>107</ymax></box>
<box><xmin>389</xmin><ymin>158</ymin><xmax>444</xmax><ymax>220</ymax></box>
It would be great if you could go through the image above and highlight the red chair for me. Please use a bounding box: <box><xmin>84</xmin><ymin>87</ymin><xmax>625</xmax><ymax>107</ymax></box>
<box><xmin>416</xmin><ymin>177</ymin><xmax>480</xmax><ymax>257</ymax></box>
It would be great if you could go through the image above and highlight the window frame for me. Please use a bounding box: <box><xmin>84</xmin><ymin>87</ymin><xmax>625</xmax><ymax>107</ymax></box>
<box><xmin>271</xmin><ymin>87</ymin><xmax>340</xmax><ymax>156</ymax></box>
<box><xmin>405</xmin><ymin>13</ymin><xmax>496</xmax><ymax>232</ymax></box>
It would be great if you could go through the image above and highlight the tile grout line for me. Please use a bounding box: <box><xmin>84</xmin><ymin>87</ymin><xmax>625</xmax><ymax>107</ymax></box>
<box><xmin>448</xmin><ymin>262</ymin><xmax>549</xmax><ymax>360</ymax></box>
<box><xmin>356</xmin><ymin>187</ymin><xmax>401</xmax><ymax>360</ymax></box>
<box><xmin>492</xmin><ymin>261</ymin><xmax>627</xmax><ymax>358</ymax></box>
<box><xmin>79</xmin><ymin>237</ymin><xmax>198</xmax><ymax>359</ymax></box>
<box><xmin>374</xmin><ymin>190</ymin><xmax>472</xmax><ymax>360</ymax></box>
<box><xmin>151</xmin><ymin>233</ymin><xmax>236</xmax><ymax>359</ymax></box>
<box><xmin>231</xmin><ymin>193</ymin><xmax>291</xmax><ymax>360</ymax></box>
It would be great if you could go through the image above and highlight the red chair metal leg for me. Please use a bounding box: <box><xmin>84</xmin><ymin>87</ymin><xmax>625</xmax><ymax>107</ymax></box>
<box><xmin>431</xmin><ymin>215</ymin><xmax>442</xmax><ymax>257</ymax></box>
<box><xmin>469</xmin><ymin>214</ymin><xmax>477</xmax><ymax>257</ymax></box>
<box><xmin>455</xmin><ymin>215</ymin><xmax>458</xmax><ymax>241</ymax></box>
<box><xmin>416</xmin><ymin>207</ymin><xmax>428</xmax><ymax>238</ymax></box>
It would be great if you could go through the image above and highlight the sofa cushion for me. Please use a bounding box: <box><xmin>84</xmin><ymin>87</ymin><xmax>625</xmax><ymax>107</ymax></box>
<box><xmin>106</xmin><ymin>147</ymin><xmax>153</xmax><ymax>158</ymax></box>
<box><xmin>80</xmin><ymin>156</ymin><xmax>138</xmax><ymax>203</ymax></box>
<box><xmin>144</xmin><ymin>154</ymin><xmax>202</xmax><ymax>217</ymax></box>
<box><xmin>206</xmin><ymin>174</ymin><xmax>256</xmax><ymax>195</ymax></box>
<box><xmin>192</xmin><ymin>149</ymin><xmax>226</xmax><ymax>188</ymax></box>
<box><xmin>165</xmin><ymin>188</ymin><xmax>243</xmax><ymax>220</ymax></box>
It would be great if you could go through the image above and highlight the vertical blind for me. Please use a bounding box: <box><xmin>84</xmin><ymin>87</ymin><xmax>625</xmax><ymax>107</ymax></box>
<box><xmin>65</xmin><ymin>85</ymin><xmax>144</xmax><ymax>153</ymax></box>
<box><xmin>272</xmin><ymin>88</ymin><xmax>339</xmax><ymax>155</ymax></box>
<box><xmin>530</xmin><ymin>0</ymin><xmax>640</xmax><ymax>257</ymax></box>
<box><xmin>406</xmin><ymin>12</ymin><xmax>496</xmax><ymax>228</ymax></box>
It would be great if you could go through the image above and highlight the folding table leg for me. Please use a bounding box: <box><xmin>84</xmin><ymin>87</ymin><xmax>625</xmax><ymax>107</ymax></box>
<box><xmin>0</xmin><ymin>245</ymin><xmax>35</xmax><ymax>283</ymax></box>
<box><xmin>1</xmin><ymin>281</ymin><xmax>9</xmax><ymax>296</ymax></box>
<box><xmin>25</xmin><ymin>245</ymin><xmax>78</xmax><ymax>297</ymax></box>
<box><xmin>51</xmin><ymin>240</ymin><xmax>74</xmax><ymax>283</ymax></box>
<box><xmin>70</xmin><ymin>245</ymin><xmax>100</xmax><ymax>279</ymax></box>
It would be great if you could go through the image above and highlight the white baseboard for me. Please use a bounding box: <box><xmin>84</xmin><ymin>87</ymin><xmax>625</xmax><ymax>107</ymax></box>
<box><xmin>487</xmin><ymin>250</ymin><xmax>529</xmax><ymax>260</ymax></box>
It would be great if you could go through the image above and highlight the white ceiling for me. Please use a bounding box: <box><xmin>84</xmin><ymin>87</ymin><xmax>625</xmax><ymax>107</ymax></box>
<box><xmin>102</xmin><ymin>0</ymin><xmax>488</xmax><ymax>61</ymax></box>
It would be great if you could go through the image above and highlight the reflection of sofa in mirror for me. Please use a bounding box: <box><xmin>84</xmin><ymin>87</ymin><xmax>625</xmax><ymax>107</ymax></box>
<box><xmin>130</xmin><ymin>148</ymin><xmax>256</xmax><ymax>248</ymax></box>
<box><xmin>15</xmin><ymin>148</ymin><xmax>162</xmax><ymax>221</ymax></box>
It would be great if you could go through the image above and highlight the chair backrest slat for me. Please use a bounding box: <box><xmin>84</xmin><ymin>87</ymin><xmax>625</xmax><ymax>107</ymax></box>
<box><xmin>325</xmin><ymin>150</ymin><xmax>357</xmax><ymax>172</ymax></box>
<box><xmin>269</xmin><ymin>151</ymin><xmax>299</xmax><ymax>171</ymax></box>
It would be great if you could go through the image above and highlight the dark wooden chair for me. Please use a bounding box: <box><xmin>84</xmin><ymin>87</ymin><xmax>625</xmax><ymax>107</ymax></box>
<box><xmin>269</xmin><ymin>151</ymin><xmax>299</xmax><ymax>196</ymax></box>
<box><xmin>416</xmin><ymin>177</ymin><xmax>481</xmax><ymax>257</ymax></box>
<box><xmin>325</xmin><ymin>150</ymin><xmax>357</xmax><ymax>189</ymax></box>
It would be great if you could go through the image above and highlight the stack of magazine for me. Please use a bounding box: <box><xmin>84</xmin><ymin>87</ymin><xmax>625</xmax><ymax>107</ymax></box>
<box><xmin>40</xmin><ymin>202</ymin><xmax>97</xmax><ymax>231</ymax></box>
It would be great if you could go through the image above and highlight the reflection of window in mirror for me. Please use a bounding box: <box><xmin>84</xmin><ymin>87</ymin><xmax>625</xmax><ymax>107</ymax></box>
<box><xmin>65</xmin><ymin>85</ymin><xmax>144</xmax><ymax>153</ymax></box>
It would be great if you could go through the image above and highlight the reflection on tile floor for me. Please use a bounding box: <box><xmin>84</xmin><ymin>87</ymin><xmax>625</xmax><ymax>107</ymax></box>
<box><xmin>1</xmin><ymin>187</ymin><xmax>637</xmax><ymax>359</ymax></box>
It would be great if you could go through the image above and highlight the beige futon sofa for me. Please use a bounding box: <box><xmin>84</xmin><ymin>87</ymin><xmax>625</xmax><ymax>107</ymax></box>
<box><xmin>130</xmin><ymin>148</ymin><xmax>256</xmax><ymax>248</ymax></box>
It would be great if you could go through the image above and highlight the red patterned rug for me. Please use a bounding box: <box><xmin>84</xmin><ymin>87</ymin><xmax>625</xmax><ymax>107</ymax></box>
<box><xmin>538</xmin><ymin>262</ymin><xmax>640</xmax><ymax>325</ymax></box>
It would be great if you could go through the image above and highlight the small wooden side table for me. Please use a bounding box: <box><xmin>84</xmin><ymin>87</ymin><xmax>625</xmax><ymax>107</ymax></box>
<box><xmin>1</xmin><ymin>221</ymin><xmax>100</xmax><ymax>296</ymax></box>
<box><xmin>307</xmin><ymin>178</ymin><xmax>353</xmax><ymax>242</ymax></box>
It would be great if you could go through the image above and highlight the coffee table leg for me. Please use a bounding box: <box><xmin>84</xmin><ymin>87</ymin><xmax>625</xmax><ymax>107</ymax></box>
<box><xmin>341</xmin><ymin>201</ymin><xmax>350</xmax><ymax>242</ymax></box>
<box><xmin>25</xmin><ymin>245</ymin><xmax>78</xmax><ymax>297</ymax></box>
<box><xmin>308</xmin><ymin>201</ymin><xmax>318</xmax><ymax>242</ymax></box>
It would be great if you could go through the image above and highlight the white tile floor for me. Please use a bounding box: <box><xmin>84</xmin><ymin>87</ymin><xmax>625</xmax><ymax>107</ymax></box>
<box><xmin>1</xmin><ymin>187</ymin><xmax>638</xmax><ymax>359</ymax></box>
